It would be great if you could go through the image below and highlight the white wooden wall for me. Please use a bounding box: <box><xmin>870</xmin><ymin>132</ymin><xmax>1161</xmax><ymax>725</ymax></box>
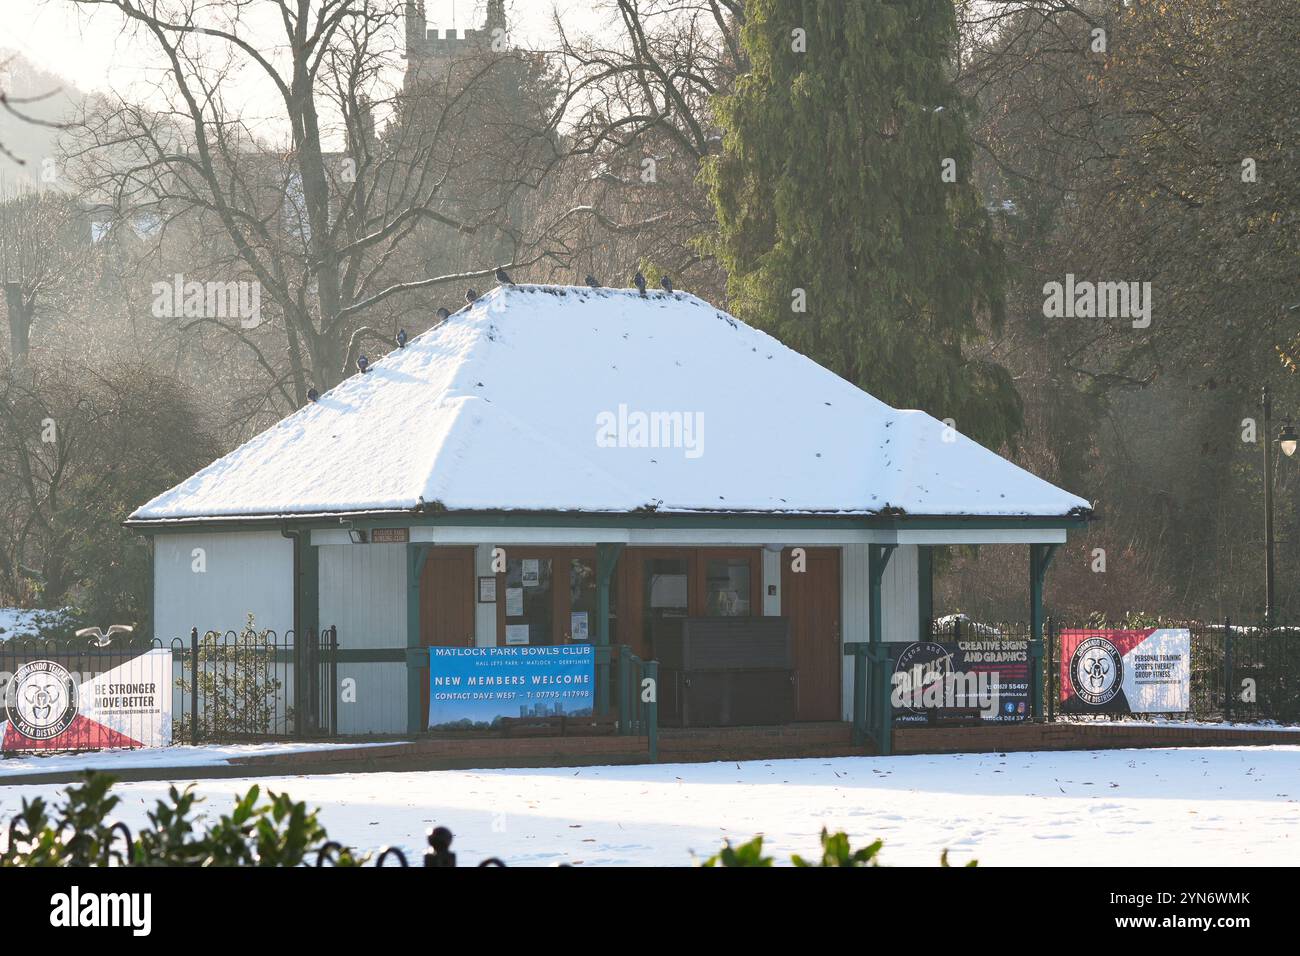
<box><xmin>153</xmin><ymin>531</ymin><xmax>293</xmax><ymax>641</ymax></box>
<box><xmin>762</xmin><ymin>548</ymin><xmax>781</xmax><ymax>616</ymax></box>
<box><xmin>839</xmin><ymin>544</ymin><xmax>919</xmax><ymax>720</ymax></box>
<box><xmin>318</xmin><ymin>543</ymin><xmax>407</xmax><ymax>734</ymax></box>
<box><xmin>474</xmin><ymin>544</ymin><xmax>497</xmax><ymax>645</ymax></box>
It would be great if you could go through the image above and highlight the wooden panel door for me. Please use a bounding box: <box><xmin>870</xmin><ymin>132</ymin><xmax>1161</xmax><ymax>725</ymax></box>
<box><xmin>419</xmin><ymin>548</ymin><xmax>476</xmax><ymax>719</ymax></box>
<box><xmin>782</xmin><ymin>548</ymin><xmax>842</xmax><ymax>721</ymax></box>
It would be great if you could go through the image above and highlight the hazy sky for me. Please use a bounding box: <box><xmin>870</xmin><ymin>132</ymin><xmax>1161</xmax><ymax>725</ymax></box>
<box><xmin>4</xmin><ymin>0</ymin><xmax>609</xmax><ymax>96</ymax></box>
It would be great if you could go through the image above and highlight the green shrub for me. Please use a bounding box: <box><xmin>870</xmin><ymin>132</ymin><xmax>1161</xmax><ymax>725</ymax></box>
<box><xmin>0</xmin><ymin>775</ymin><xmax>978</xmax><ymax>867</ymax></box>
<box><xmin>0</xmin><ymin>772</ymin><xmax>365</xmax><ymax>867</ymax></box>
<box><xmin>703</xmin><ymin>828</ymin><xmax>977</xmax><ymax>867</ymax></box>
<box><xmin>175</xmin><ymin>613</ymin><xmax>292</xmax><ymax>741</ymax></box>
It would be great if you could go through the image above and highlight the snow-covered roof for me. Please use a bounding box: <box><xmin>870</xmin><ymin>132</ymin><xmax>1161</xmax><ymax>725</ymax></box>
<box><xmin>131</xmin><ymin>284</ymin><xmax>1091</xmax><ymax>522</ymax></box>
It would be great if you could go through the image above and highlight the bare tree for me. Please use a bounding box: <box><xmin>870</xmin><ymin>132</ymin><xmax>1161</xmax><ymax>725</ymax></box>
<box><xmin>542</xmin><ymin>0</ymin><xmax>745</xmax><ymax>296</ymax></box>
<box><xmin>62</xmin><ymin>0</ymin><xmax>568</xmax><ymax>408</ymax></box>
<box><xmin>0</xmin><ymin>187</ymin><xmax>88</xmax><ymax>368</ymax></box>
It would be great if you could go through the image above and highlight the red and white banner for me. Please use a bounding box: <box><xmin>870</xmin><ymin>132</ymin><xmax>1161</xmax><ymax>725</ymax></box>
<box><xmin>1059</xmin><ymin>628</ymin><xmax>1190</xmax><ymax>714</ymax></box>
<box><xmin>1</xmin><ymin>648</ymin><xmax>172</xmax><ymax>752</ymax></box>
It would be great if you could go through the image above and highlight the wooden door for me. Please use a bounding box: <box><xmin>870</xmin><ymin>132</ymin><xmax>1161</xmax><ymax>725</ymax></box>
<box><xmin>782</xmin><ymin>548</ymin><xmax>842</xmax><ymax>721</ymax></box>
<box><xmin>419</xmin><ymin>548</ymin><xmax>476</xmax><ymax>719</ymax></box>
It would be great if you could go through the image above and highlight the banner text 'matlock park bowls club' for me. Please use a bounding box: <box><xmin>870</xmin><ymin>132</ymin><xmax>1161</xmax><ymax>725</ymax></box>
<box><xmin>428</xmin><ymin>644</ymin><xmax>595</xmax><ymax>730</ymax></box>
<box><xmin>1059</xmin><ymin>628</ymin><xmax>1190</xmax><ymax>714</ymax></box>
<box><xmin>0</xmin><ymin>647</ymin><xmax>172</xmax><ymax>752</ymax></box>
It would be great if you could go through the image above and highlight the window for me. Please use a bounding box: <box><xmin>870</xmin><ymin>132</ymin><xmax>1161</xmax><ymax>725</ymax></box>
<box><xmin>569</xmin><ymin>557</ymin><xmax>616</xmax><ymax>642</ymax></box>
<box><xmin>705</xmin><ymin>558</ymin><xmax>751</xmax><ymax>617</ymax></box>
<box><xmin>503</xmin><ymin>558</ymin><xmax>553</xmax><ymax>645</ymax></box>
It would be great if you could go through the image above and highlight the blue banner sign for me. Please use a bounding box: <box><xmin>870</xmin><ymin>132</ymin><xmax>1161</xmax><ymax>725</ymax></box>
<box><xmin>427</xmin><ymin>644</ymin><xmax>595</xmax><ymax>730</ymax></box>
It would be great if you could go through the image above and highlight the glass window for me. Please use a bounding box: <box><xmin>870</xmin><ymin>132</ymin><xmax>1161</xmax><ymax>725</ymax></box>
<box><xmin>504</xmin><ymin>558</ymin><xmax>553</xmax><ymax>645</ymax></box>
<box><xmin>646</xmin><ymin>559</ymin><xmax>689</xmax><ymax>615</ymax></box>
<box><xmin>705</xmin><ymin>558</ymin><xmax>751</xmax><ymax>617</ymax></box>
<box><xmin>644</xmin><ymin>558</ymin><xmax>689</xmax><ymax>650</ymax></box>
<box><xmin>569</xmin><ymin>557</ymin><xmax>616</xmax><ymax>643</ymax></box>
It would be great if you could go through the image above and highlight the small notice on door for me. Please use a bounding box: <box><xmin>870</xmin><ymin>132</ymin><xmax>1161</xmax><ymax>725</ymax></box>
<box><xmin>570</xmin><ymin>611</ymin><xmax>589</xmax><ymax>642</ymax></box>
<box><xmin>521</xmin><ymin>559</ymin><xmax>540</xmax><ymax>587</ymax></box>
<box><xmin>505</xmin><ymin>624</ymin><xmax>529</xmax><ymax>645</ymax></box>
<box><xmin>505</xmin><ymin>587</ymin><xmax>524</xmax><ymax>616</ymax></box>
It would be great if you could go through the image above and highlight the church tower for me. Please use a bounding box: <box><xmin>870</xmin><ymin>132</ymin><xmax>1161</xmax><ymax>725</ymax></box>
<box><xmin>403</xmin><ymin>1</ymin><xmax>510</xmax><ymax>90</ymax></box>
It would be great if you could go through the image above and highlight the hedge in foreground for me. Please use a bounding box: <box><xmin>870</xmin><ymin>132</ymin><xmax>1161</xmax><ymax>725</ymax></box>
<box><xmin>0</xmin><ymin>772</ymin><xmax>974</xmax><ymax>867</ymax></box>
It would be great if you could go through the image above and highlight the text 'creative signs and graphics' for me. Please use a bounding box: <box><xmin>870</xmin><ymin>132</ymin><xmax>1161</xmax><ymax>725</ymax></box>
<box><xmin>889</xmin><ymin>640</ymin><xmax>1031</xmax><ymax>723</ymax></box>
<box><xmin>1059</xmin><ymin>628</ymin><xmax>1190</xmax><ymax>714</ymax></box>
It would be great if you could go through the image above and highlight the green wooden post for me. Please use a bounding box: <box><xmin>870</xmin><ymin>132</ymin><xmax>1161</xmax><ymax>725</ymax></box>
<box><xmin>1029</xmin><ymin>543</ymin><xmax>1058</xmax><ymax>722</ymax></box>
<box><xmin>406</xmin><ymin>544</ymin><xmax>431</xmax><ymax>734</ymax></box>
<box><xmin>299</xmin><ymin>535</ymin><xmax>321</xmax><ymax>733</ymax></box>
<box><xmin>618</xmin><ymin>644</ymin><xmax>631</xmax><ymax>734</ymax></box>
<box><xmin>917</xmin><ymin>545</ymin><xmax>933</xmax><ymax>640</ymax></box>
<box><xmin>299</xmin><ymin>534</ymin><xmax>320</xmax><ymax>644</ymax></box>
<box><xmin>595</xmin><ymin>543</ymin><xmax>624</xmax><ymax>716</ymax></box>
<box><xmin>644</xmin><ymin>659</ymin><xmax>659</xmax><ymax>762</ymax></box>
<box><xmin>869</xmin><ymin>544</ymin><xmax>896</xmax><ymax>755</ymax></box>
<box><xmin>845</xmin><ymin>644</ymin><xmax>868</xmax><ymax>746</ymax></box>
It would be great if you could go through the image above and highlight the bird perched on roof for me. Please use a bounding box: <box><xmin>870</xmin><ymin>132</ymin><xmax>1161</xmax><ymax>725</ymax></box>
<box><xmin>307</xmin><ymin>387</ymin><xmax>320</xmax><ymax>403</ymax></box>
<box><xmin>396</xmin><ymin>328</ymin><xmax>408</xmax><ymax>348</ymax></box>
<box><xmin>660</xmin><ymin>275</ymin><xmax>673</xmax><ymax>293</ymax></box>
<box><xmin>465</xmin><ymin>288</ymin><xmax>478</xmax><ymax>304</ymax></box>
<box><xmin>495</xmin><ymin>266</ymin><xmax>513</xmax><ymax>285</ymax></box>
<box><xmin>585</xmin><ymin>274</ymin><xmax>599</xmax><ymax>289</ymax></box>
<box><xmin>435</xmin><ymin>307</ymin><xmax>450</xmax><ymax>320</ymax></box>
<box><xmin>633</xmin><ymin>271</ymin><xmax>646</xmax><ymax>296</ymax></box>
<box><xmin>357</xmin><ymin>354</ymin><xmax>369</xmax><ymax>373</ymax></box>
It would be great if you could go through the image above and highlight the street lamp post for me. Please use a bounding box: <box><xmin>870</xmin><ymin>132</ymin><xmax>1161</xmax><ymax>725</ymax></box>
<box><xmin>1261</xmin><ymin>383</ymin><xmax>1299</xmax><ymax>627</ymax></box>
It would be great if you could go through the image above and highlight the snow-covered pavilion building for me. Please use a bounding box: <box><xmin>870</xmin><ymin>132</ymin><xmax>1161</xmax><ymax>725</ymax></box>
<box><xmin>129</xmin><ymin>284</ymin><xmax>1091</xmax><ymax>748</ymax></box>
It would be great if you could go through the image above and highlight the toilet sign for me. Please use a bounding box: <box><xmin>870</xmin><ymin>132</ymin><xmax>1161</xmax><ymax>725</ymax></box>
<box><xmin>1059</xmin><ymin>628</ymin><xmax>1190</xmax><ymax>714</ymax></box>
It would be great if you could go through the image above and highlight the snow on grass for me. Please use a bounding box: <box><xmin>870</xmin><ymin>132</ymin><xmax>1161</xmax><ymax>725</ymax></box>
<box><xmin>0</xmin><ymin>742</ymin><xmax>401</xmax><ymax>778</ymax></box>
<box><xmin>1</xmin><ymin>747</ymin><xmax>1295</xmax><ymax>866</ymax></box>
<box><xmin>1059</xmin><ymin>717</ymin><xmax>1300</xmax><ymax>731</ymax></box>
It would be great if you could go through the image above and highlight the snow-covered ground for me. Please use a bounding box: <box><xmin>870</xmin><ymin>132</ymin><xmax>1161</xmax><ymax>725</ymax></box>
<box><xmin>1</xmin><ymin>746</ymin><xmax>1296</xmax><ymax>866</ymax></box>
<box><xmin>0</xmin><ymin>742</ymin><xmax>400</xmax><ymax>778</ymax></box>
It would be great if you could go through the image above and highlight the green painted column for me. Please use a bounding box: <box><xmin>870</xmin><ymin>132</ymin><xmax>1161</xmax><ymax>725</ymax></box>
<box><xmin>868</xmin><ymin>544</ymin><xmax>896</xmax><ymax>755</ymax></box>
<box><xmin>300</xmin><ymin>534</ymin><xmax>320</xmax><ymax>640</ymax></box>
<box><xmin>917</xmin><ymin>545</ymin><xmax>933</xmax><ymax>640</ymax></box>
<box><xmin>1029</xmin><ymin>543</ymin><xmax>1059</xmax><ymax>722</ymax></box>
<box><xmin>595</xmin><ymin>543</ymin><xmax>624</xmax><ymax>716</ymax></box>
<box><xmin>405</xmin><ymin>544</ymin><xmax>431</xmax><ymax>734</ymax></box>
<box><xmin>299</xmin><ymin>534</ymin><xmax>321</xmax><ymax>733</ymax></box>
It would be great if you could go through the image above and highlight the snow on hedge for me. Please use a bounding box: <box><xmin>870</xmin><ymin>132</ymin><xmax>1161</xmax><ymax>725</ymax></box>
<box><xmin>0</xmin><ymin>608</ymin><xmax>66</xmax><ymax>642</ymax></box>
